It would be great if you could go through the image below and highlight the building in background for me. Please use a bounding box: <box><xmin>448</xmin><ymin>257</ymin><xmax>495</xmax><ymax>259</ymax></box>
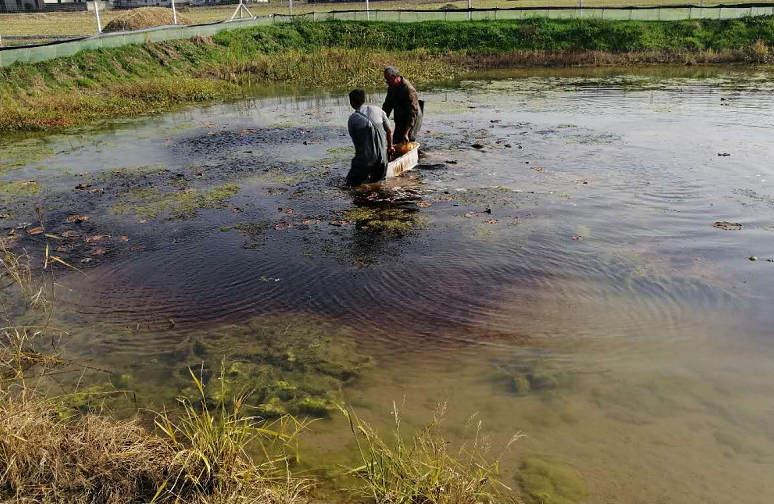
<box><xmin>1</xmin><ymin>0</ymin><xmax>46</xmax><ymax>12</ymax></box>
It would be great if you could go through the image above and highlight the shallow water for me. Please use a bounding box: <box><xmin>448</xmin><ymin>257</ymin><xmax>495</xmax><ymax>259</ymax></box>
<box><xmin>3</xmin><ymin>67</ymin><xmax>774</xmax><ymax>503</ymax></box>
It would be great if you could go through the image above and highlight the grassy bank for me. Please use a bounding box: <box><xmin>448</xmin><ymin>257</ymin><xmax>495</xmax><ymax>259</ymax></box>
<box><xmin>2</xmin><ymin>17</ymin><xmax>774</xmax><ymax>131</ymax></box>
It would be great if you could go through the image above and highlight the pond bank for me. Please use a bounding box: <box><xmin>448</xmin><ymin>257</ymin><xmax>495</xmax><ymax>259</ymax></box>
<box><xmin>2</xmin><ymin>17</ymin><xmax>774</xmax><ymax>132</ymax></box>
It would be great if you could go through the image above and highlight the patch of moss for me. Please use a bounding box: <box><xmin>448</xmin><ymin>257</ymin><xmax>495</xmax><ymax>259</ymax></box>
<box><xmin>111</xmin><ymin>183</ymin><xmax>240</xmax><ymax>218</ymax></box>
<box><xmin>518</xmin><ymin>456</ymin><xmax>589</xmax><ymax>504</ymax></box>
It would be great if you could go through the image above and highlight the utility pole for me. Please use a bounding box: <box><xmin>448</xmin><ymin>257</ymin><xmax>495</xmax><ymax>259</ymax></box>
<box><xmin>289</xmin><ymin>0</ymin><xmax>293</xmax><ymax>16</ymax></box>
<box><xmin>468</xmin><ymin>0</ymin><xmax>471</xmax><ymax>20</ymax></box>
<box><xmin>365</xmin><ymin>0</ymin><xmax>370</xmax><ymax>21</ymax></box>
<box><xmin>93</xmin><ymin>1</ymin><xmax>102</xmax><ymax>34</ymax></box>
<box><xmin>171</xmin><ymin>0</ymin><xmax>178</xmax><ymax>25</ymax></box>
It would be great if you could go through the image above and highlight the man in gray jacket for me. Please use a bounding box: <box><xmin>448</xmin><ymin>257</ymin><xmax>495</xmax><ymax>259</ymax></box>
<box><xmin>347</xmin><ymin>89</ymin><xmax>394</xmax><ymax>186</ymax></box>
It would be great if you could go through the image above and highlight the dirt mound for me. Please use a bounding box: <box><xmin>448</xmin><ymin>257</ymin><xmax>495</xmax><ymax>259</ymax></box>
<box><xmin>103</xmin><ymin>7</ymin><xmax>192</xmax><ymax>33</ymax></box>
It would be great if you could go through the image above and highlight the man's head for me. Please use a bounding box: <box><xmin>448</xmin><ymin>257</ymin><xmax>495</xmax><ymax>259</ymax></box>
<box><xmin>349</xmin><ymin>89</ymin><xmax>366</xmax><ymax>110</ymax></box>
<box><xmin>384</xmin><ymin>66</ymin><xmax>401</xmax><ymax>88</ymax></box>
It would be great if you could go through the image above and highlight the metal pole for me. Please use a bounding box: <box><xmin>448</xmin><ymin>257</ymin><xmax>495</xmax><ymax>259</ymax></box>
<box><xmin>171</xmin><ymin>0</ymin><xmax>177</xmax><ymax>25</ymax></box>
<box><xmin>94</xmin><ymin>1</ymin><xmax>102</xmax><ymax>34</ymax></box>
<box><xmin>365</xmin><ymin>0</ymin><xmax>369</xmax><ymax>21</ymax></box>
<box><xmin>468</xmin><ymin>0</ymin><xmax>471</xmax><ymax>20</ymax></box>
<box><xmin>0</xmin><ymin>16</ymin><xmax>3</xmax><ymax>46</ymax></box>
<box><xmin>289</xmin><ymin>0</ymin><xmax>293</xmax><ymax>16</ymax></box>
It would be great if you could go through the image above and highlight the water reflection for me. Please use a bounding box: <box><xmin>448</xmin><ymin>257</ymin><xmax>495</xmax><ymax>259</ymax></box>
<box><xmin>8</xmin><ymin>68</ymin><xmax>774</xmax><ymax>504</ymax></box>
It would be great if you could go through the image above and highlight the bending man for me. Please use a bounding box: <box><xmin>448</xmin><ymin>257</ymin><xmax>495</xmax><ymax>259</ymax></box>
<box><xmin>347</xmin><ymin>88</ymin><xmax>394</xmax><ymax>186</ymax></box>
<box><xmin>382</xmin><ymin>66</ymin><xmax>423</xmax><ymax>144</ymax></box>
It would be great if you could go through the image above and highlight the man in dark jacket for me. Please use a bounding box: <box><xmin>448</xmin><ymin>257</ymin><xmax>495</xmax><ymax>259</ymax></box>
<box><xmin>382</xmin><ymin>66</ymin><xmax>423</xmax><ymax>144</ymax></box>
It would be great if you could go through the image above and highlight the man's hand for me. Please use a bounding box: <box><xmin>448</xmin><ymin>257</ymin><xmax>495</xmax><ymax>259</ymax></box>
<box><xmin>402</xmin><ymin>133</ymin><xmax>410</xmax><ymax>144</ymax></box>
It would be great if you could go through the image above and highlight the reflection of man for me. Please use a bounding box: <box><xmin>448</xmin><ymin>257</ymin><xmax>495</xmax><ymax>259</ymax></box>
<box><xmin>347</xmin><ymin>89</ymin><xmax>394</xmax><ymax>186</ymax></box>
<box><xmin>382</xmin><ymin>66</ymin><xmax>423</xmax><ymax>144</ymax></box>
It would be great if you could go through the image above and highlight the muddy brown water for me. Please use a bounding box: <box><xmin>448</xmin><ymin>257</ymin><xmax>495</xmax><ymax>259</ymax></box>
<box><xmin>2</xmin><ymin>67</ymin><xmax>774</xmax><ymax>503</ymax></box>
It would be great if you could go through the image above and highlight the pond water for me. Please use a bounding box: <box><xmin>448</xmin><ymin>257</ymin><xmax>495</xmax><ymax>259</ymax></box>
<box><xmin>3</xmin><ymin>67</ymin><xmax>774</xmax><ymax>503</ymax></box>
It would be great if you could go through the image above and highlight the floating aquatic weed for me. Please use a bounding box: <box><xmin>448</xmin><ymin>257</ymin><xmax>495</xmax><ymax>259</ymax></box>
<box><xmin>343</xmin><ymin>205</ymin><xmax>425</xmax><ymax>236</ymax></box>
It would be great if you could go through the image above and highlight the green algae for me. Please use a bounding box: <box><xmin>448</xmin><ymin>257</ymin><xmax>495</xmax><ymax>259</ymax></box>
<box><xmin>0</xmin><ymin>180</ymin><xmax>41</xmax><ymax>198</ymax></box>
<box><xmin>344</xmin><ymin>206</ymin><xmax>423</xmax><ymax>235</ymax></box>
<box><xmin>110</xmin><ymin>183</ymin><xmax>240</xmax><ymax>219</ymax></box>
<box><xmin>0</xmin><ymin>139</ymin><xmax>56</xmax><ymax>174</ymax></box>
<box><xmin>493</xmin><ymin>354</ymin><xmax>573</xmax><ymax>398</ymax></box>
<box><xmin>518</xmin><ymin>456</ymin><xmax>589</xmax><ymax>504</ymax></box>
<box><xmin>177</xmin><ymin>316</ymin><xmax>370</xmax><ymax>418</ymax></box>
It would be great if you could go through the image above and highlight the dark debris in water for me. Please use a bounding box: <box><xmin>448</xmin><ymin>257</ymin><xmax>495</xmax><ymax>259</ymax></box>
<box><xmin>172</xmin><ymin>126</ymin><xmax>346</xmax><ymax>157</ymax></box>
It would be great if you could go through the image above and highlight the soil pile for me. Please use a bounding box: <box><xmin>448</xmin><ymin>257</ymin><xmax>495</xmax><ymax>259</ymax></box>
<box><xmin>103</xmin><ymin>7</ymin><xmax>192</xmax><ymax>33</ymax></box>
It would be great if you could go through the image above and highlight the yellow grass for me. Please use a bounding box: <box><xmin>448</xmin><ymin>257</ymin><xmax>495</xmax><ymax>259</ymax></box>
<box><xmin>0</xmin><ymin>0</ymin><xmax>766</xmax><ymax>40</ymax></box>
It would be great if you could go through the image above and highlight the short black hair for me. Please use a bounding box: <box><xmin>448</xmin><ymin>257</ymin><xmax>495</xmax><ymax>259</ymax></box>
<box><xmin>349</xmin><ymin>89</ymin><xmax>366</xmax><ymax>106</ymax></box>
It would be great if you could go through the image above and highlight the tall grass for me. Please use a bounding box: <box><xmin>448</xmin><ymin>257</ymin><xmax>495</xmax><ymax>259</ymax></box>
<box><xmin>154</xmin><ymin>363</ymin><xmax>312</xmax><ymax>503</ymax></box>
<box><xmin>2</xmin><ymin>18</ymin><xmax>774</xmax><ymax>132</ymax></box>
<box><xmin>341</xmin><ymin>401</ymin><xmax>524</xmax><ymax>504</ymax></box>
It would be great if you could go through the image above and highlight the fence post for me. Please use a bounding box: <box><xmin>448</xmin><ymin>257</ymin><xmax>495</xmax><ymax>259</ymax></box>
<box><xmin>398</xmin><ymin>10</ymin><xmax>401</xmax><ymax>22</ymax></box>
<box><xmin>289</xmin><ymin>0</ymin><xmax>293</xmax><ymax>16</ymax></box>
<box><xmin>171</xmin><ymin>0</ymin><xmax>178</xmax><ymax>25</ymax></box>
<box><xmin>365</xmin><ymin>0</ymin><xmax>370</xmax><ymax>21</ymax></box>
<box><xmin>468</xmin><ymin>0</ymin><xmax>472</xmax><ymax>21</ymax></box>
<box><xmin>0</xmin><ymin>17</ymin><xmax>3</xmax><ymax>47</ymax></box>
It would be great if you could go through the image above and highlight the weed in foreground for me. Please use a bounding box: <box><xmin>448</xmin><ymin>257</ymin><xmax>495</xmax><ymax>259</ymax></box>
<box><xmin>154</xmin><ymin>363</ymin><xmax>313</xmax><ymax>503</ymax></box>
<box><xmin>341</xmin><ymin>401</ymin><xmax>524</xmax><ymax>504</ymax></box>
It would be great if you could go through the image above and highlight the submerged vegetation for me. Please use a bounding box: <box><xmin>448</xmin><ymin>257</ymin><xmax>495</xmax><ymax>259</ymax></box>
<box><xmin>3</xmin><ymin>17</ymin><xmax>774</xmax><ymax>131</ymax></box>
<box><xmin>0</xmin><ymin>244</ymin><xmax>524</xmax><ymax>503</ymax></box>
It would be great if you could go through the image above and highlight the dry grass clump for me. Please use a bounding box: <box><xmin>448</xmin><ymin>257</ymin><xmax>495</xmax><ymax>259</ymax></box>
<box><xmin>103</xmin><ymin>7</ymin><xmax>193</xmax><ymax>33</ymax></box>
<box><xmin>341</xmin><ymin>401</ymin><xmax>524</xmax><ymax>504</ymax></box>
<box><xmin>0</xmin><ymin>388</ymin><xmax>176</xmax><ymax>504</ymax></box>
<box><xmin>0</xmin><ymin>375</ymin><xmax>311</xmax><ymax>504</ymax></box>
<box><xmin>0</xmin><ymin>243</ymin><xmax>310</xmax><ymax>504</ymax></box>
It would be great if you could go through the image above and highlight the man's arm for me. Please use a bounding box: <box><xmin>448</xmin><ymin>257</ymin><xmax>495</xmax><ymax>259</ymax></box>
<box><xmin>382</xmin><ymin>88</ymin><xmax>394</xmax><ymax>118</ymax></box>
<box><xmin>380</xmin><ymin>110</ymin><xmax>394</xmax><ymax>153</ymax></box>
